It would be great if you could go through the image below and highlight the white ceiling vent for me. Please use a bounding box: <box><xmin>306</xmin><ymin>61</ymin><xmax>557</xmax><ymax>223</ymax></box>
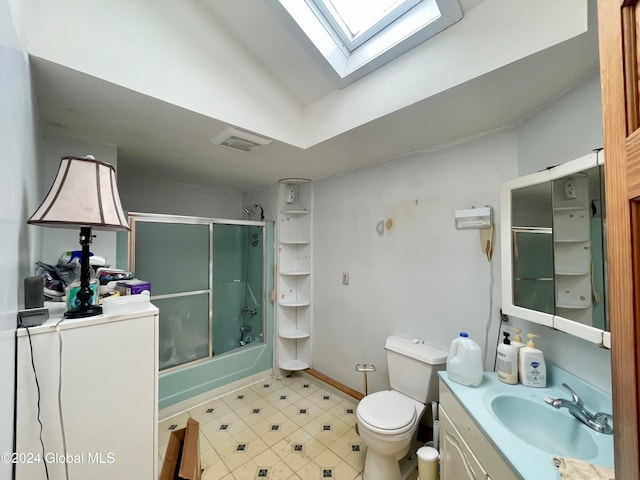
<box><xmin>211</xmin><ymin>126</ymin><xmax>272</xmax><ymax>152</ymax></box>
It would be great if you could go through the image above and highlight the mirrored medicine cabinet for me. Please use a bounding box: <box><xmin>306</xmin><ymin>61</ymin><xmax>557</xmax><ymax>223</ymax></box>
<box><xmin>501</xmin><ymin>150</ymin><xmax>609</xmax><ymax>347</ymax></box>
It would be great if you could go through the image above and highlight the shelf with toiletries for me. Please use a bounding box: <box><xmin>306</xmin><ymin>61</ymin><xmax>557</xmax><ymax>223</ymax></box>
<box><xmin>276</xmin><ymin>178</ymin><xmax>313</xmax><ymax>372</ymax></box>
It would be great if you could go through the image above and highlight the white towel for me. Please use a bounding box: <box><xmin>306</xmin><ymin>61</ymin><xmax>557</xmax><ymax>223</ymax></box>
<box><xmin>553</xmin><ymin>457</ymin><xmax>615</xmax><ymax>480</ymax></box>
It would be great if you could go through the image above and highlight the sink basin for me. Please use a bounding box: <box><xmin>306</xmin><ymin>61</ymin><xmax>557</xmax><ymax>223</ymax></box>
<box><xmin>490</xmin><ymin>395</ymin><xmax>598</xmax><ymax>460</ymax></box>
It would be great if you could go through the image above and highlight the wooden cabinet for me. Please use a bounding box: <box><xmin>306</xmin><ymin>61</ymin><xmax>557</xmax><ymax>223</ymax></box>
<box><xmin>439</xmin><ymin>380</ymin><xmax>518</xmax><ymax>480</ymax></box>
<box><xmin>15</xmin><ymin>306</ymin><xmax>159</xmax><ymax>479</ymax></box>
<box><xmin>276</xmin><ymin>178</ymin><xmax>313</xmax><ymax>371</ymax></box>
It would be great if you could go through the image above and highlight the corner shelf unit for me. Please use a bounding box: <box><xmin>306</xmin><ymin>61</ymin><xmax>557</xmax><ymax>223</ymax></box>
<box><xmin>276</xmin><ymin>179</ymin><xmax>312</xmax><ymax>372</ymax></box>
<box><xmin>552</xmin><ymin>174</ymin><xmax>592</xmax><ymax>324</ymax></box>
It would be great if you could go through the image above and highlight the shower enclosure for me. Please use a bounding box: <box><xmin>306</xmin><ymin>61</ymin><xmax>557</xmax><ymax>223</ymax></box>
<box><xmin>127</xmin><ymin>213</ymin><xmax>267</xmax><ymax>371</ymax></box>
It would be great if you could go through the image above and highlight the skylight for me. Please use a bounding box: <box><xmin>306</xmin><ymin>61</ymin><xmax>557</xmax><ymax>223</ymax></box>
<box><xmin>279</xmin><ymin>0</ymin><xmax>463</xmax><ymax>84</ymax></box>
<box><xmin>314</xmin><ymin>0</ymin><xmax>422</xmax><ymax>51</ymax></box>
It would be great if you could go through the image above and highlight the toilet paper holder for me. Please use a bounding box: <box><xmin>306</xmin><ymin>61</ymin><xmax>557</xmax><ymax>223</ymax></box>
<box><xmin>355</xmin><ymin>363</ymin><xmax>376</xmax><ymax>396</ymax></box>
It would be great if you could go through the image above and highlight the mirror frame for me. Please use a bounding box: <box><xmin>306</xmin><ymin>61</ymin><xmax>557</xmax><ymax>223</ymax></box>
<box><xmin>500</xmin><ymin>150</ymin><xmax>609</xmax><ymax>347</ymax></box>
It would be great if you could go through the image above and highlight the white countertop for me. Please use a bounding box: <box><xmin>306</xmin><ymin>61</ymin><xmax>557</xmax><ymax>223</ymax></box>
<box><xmin>439</xmin><ymin>365</ymin><xmax>613</xmax><ymax>480</ymax></box>
<box><xmin>17</xmin><ymin>302</ymin><xmax>158</xmax><ymax>336</ymax></box>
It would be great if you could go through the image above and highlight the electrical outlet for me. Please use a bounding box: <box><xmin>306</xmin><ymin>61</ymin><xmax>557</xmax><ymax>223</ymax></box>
<box><xmin>564</xmin><ymin>180</ymin><xmax>577</xmax><ymax>199</ymax></box>
<box><xmin>285</xmin><ymin>184</ymin><xmax>297</xmax><ymax>204</ymax></box>
<box><xmin>342</xmin><ymin>272</ymin><xmax>349</xmax><ymax>285</ymax></box>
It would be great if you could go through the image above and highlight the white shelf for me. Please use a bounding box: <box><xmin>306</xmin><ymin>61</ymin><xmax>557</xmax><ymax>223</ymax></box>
<box><xmin>281</xmin><ymin>209</ymin><xmax>311</xmax><ymax>215</ymax></box>
<box><xmin>556</xmin><ymin>304</ymin><xmax>591</xmax><ymax>309</ymax></box>
<box><xmin>279</xmin><ymin>329</ymin><xmax>310</xmax><ymax>339</ymax></box>
<box><xmin>552</xmin><ymin>174</ymin><xmax>592</xmax><ymax>325</ymax></box>
<box><xmin>553</xmin><ymin>206</ymin><xmax>588</xmax><ymax>211</ymax></box>
<box><xmin>279</xmin><ymin>301</ymin><xmax>311</xmax><ymax>307</ymax></box>
<box><xmin>276</xmin><ymin>179</ymin><xmax>313</xmax><ymax>374</ymax></box>
<box><xmin>280</xmin><ymin>240</ymin><xmax>311</xmax><ymax>245</ymax></box>
<box><xmin>554</xmin><ymin>238</ymin><xmax>590</xmax><ymax>243</ymax></box>
<box><xmin>279</xmin><ymin>359</ymin><xmax>310</xmax><ymax>371</ymax></box>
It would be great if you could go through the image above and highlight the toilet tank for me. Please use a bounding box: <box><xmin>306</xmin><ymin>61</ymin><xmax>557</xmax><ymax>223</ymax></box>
<box><xmin>385</xmin><ymin>336</ymin><xmax>448</xmax><ymax>403</ymax></box>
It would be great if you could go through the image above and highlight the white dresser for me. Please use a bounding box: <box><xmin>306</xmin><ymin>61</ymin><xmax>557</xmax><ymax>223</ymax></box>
<box><xmin>15</xmin><ymin>304</ymin><xmax>159</xmax><ymax>480</ymax></box>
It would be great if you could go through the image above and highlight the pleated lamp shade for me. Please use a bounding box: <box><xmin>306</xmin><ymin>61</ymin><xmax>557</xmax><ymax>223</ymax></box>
<box><xmin>28</xmin><ymin>156</ymin><xmax>130</xmax><ymax>231</ymax></box>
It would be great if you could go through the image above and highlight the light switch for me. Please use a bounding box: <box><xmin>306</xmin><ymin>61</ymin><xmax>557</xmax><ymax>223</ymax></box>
<box><xmin>342</xmin><ymin>272</ymin><xmax>349</xmax><ymax>285</ymax></box>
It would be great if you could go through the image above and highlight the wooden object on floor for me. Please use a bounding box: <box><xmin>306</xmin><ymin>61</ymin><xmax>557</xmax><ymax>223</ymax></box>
<box><xmin>305</xmin><ymin>368</ymin><xmax>364</xmax><ymax>400</ymax></box>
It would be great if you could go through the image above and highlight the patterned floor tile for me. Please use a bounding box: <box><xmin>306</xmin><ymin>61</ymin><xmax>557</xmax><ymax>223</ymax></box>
<box><xmin>158</xmin><ymin>374</ymin><xmax>419</xmax><ymax>480</ymax></box>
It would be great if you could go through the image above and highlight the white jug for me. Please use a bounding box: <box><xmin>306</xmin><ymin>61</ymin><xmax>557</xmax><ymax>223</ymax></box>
<box><xmin>446</xmin><ymin>332</ymin><xmax>483</xmax><ymax>386</ymax></box>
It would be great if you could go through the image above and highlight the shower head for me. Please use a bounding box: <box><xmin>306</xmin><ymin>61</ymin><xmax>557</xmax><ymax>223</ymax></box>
<box><xmin>242</xmin><ymin>204</ymin><xmax>264</xmax><ymax>220</ymax></box>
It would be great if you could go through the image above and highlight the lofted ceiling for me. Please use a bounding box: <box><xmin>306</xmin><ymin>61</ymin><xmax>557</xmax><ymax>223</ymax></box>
<box><xmin>31</xmin><ymin>0</ymin><xmax>600</xmax><ymax>193</ymax></box>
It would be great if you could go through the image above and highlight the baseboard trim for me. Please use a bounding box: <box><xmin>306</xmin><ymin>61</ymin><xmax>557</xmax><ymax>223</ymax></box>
<box><xmin>302</xmin><ymin>368</ymin><xmax>364</xmax><ymax>400</ymax></box>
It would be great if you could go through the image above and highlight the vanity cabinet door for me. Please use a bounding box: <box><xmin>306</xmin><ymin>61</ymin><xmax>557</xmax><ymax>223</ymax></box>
<box><xmin>440</xmin><ymin>407</ymin><xmax>490</xmax><ymax>480</ymax></box>
<box><xmin>439</xmin><ymin>381</ymin><xmax>518</xmax><ymax>479</ymax></box>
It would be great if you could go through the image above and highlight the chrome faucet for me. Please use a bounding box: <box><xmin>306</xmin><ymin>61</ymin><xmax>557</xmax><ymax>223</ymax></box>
<box><xmin>544</xmin><ymin>383</ymin><xmax>613</xmax><ymax>434</ymax></box>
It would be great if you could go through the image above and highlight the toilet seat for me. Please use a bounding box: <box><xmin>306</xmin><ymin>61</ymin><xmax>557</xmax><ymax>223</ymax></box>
<box><xmin>357</xmin><ymin>390</ymin><xmax>417</xmax><ymax>434</ymax></box>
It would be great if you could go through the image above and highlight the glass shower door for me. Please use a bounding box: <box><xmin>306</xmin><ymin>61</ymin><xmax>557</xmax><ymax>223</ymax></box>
<box><xmin>132</xmin><ymin>220</ymin><xmax>211</xmax><ymax>370</ymax></box>
<box><xmin>129</xmin><ymin>213</ymin><xmax>267</xmax><ymax>372</ymax></box>
<box><xmin>212</xmin><ymin>224</ymin><xmax>264</xmax><ymax>355</ymax></box>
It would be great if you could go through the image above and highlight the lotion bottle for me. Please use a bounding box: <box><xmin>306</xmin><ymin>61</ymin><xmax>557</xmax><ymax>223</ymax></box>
<box><xmin>518</xmin><ymin>334</ymin><xmax>546</xmax><ymax>387</ymax></box>
<box><xmin>496</xmin><ymin>332</ymin><xmax>518</xmax><ymax>384</ymax></box>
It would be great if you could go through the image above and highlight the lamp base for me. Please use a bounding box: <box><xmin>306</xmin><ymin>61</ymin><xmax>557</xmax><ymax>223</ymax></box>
<box><xmin>64</xmin><ymin>304</ymin><xmax>103</xmax><ymax>319</ymax></box>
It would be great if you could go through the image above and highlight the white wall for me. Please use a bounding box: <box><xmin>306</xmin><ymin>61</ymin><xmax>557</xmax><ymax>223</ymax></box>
<box><xmin>312</xmin><ymin>130</ymin><xmax>518</xmax><ymax>394</ymax></box>
<box><xmin>517</xmin><ymin>72</ymin><xmax>603</xmax><ymax>173</ymax></box>
<box><xmin>26</xmin><ymin>0</ymin><xmax>588</xmax><ymax>149</ymax></box>
<box><xmin>0</xmin><ymin>0</ymin><xmax>41</xmax><ymax>476</ymax></box>
<box><xmin>310</xmin><ymin>71</ymin><xmax>610</xmax><ymax>396</ymax></box>
<box><xmin>304</xmin><ymin>0</ymin><xmax>589</xmax><ymax>146</ymax></box>
<box><xmin>242</xmin><ymin>184</ymin><xmax>279</xmax><ymax>223</ymax></box>
<box><xmin>118</xmin><ymin>164</ymin><xmax>243</xmax><ymax>219</ymax></box>
<box><xmin>27</xmin><ymin>0</ymin><xmax>304</xmax><ymax>146</ymax></box>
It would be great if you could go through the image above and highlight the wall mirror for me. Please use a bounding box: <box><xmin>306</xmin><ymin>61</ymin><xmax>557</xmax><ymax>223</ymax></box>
<box><xmin>501</xmin><ymin>151</ymin><xmax>609</xmax><ymax>347</ymax></box>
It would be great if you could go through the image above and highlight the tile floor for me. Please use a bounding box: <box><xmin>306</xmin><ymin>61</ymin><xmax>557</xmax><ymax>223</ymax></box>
<box><xmin>159</xmin><ymin>373</ymin><xmax>376</xmax><ymax>480</ymax></box>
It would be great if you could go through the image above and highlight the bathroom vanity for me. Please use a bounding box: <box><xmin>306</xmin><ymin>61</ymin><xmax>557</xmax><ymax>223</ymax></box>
<box><xmin>438</xmin><ymin>367</ymin><xmax>613</xmax><ymax>480</ymax></box>
<box><xmin>439</xmin><ymin>381</ymin><xmax>517</xmax><ymax>479</ymax></box>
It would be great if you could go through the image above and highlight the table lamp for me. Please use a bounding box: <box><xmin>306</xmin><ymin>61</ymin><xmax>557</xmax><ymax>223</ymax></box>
<box><xmin>27</xmin><ymin>155</ymin><xmax>130</xmax><ymax>318</ymax></box>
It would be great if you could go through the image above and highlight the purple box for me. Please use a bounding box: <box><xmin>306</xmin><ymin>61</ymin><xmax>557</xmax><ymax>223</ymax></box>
<box><xmin>116</xmin><ymin>280</ymin><xmax>151</xmax><ymax>296</ymax></box>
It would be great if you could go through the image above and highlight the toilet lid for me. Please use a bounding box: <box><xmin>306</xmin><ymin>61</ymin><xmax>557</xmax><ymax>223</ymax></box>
<box><xmin>357</xmin><ymin>391</ymin><xmax>416</xmax><ymax>431</ymax></box>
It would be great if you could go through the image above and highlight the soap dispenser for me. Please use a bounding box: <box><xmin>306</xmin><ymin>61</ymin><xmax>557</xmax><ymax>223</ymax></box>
<box><xmin>510</xmin><ymin>327</ymin><xmax>525</xmax><ymax>366</ymax></box>
<box><xmin>518</xmin><ymin>334</ymin><xmax>546</xmax><ymax>387</ymax></box>
<box><xmin>496</xmin><ymin>332</ymin><xmax>518</xmax><ymax>384</ymax></box>
<box><xmin>510</xmin><ymin>328</ymin><xmax>525</xmax><ymax>351</ymax></box>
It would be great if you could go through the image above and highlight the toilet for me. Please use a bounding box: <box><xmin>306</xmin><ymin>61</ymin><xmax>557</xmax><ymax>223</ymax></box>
<box><xmin>356</xmin><ymin>336</ymin><xmax>448</xmax><ymax>480</ymax></box>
